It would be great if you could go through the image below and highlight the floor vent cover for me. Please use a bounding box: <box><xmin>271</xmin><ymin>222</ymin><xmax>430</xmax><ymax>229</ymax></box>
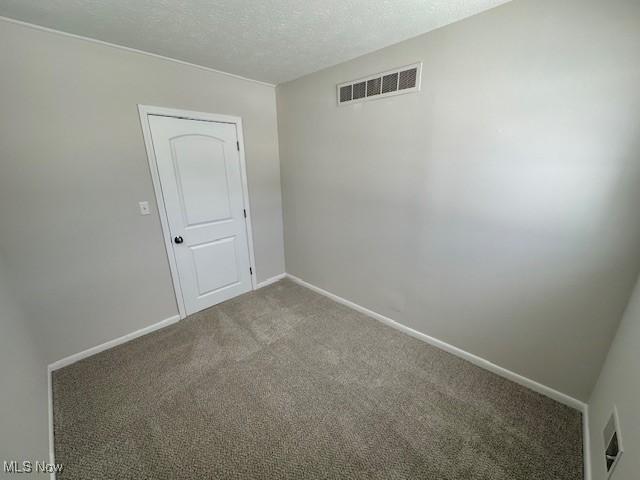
<box><xmin>337</xmin><ymin>63</ymin><xmax>421</xmax><ymax>106</ymax></box>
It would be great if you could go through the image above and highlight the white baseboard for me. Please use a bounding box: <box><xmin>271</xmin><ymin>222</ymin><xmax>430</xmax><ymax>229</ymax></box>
<box><xmin>47</xmin><ymin>365</ymin><xmax>56</xmax><ymax>480</ymax></box>
<box><xmin>47</xmin><ymin>276</ymin><xmax>285</xmax><ymax>373</ymax></box>
<box><xmin>48</xmin><ymin>314</ymin><xmax>181</xmax><ymax>372</ymax></box>
<box><xmin>287</xmin><ymin>273</ymin><xmax>593</xmax><ymax>479</ymax></box>
<box><xmin>583</xmin><ymin>404</ymin><xmax>592</xmax><ymax>480</ymax></box>
<box><xmin>285</xmin><ymin>273</ymin><xmax>586</xmax><ymax>412</ymax></box>
<box><xmin>256</xmin><ymin>272</ymin><xmax>287</xmax><ymax>289</ymax></box>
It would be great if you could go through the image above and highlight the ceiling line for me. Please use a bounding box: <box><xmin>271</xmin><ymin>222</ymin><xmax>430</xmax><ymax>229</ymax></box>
<box><xmin>0</xmin><ymin>15</ymin><xmax>276</xmax><ymax>88</ymax></box>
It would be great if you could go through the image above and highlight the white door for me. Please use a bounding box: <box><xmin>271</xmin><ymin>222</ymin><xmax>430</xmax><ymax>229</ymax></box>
<box><xmin>148</xmin><ymin>115</ymin><xmax>252</xmax><ymax>315</ymax></box>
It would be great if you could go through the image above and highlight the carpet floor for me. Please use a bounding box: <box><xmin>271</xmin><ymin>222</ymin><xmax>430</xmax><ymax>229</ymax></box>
<box><xmin>53</xmin><ymin>279</ymin><xmax>583</xmax><ymax>479</ymax></box>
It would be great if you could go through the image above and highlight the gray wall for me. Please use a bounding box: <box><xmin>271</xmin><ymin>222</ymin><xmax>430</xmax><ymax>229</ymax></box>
<box><xmin>0</xmin><ymin>250</ymin><xmax>49</xmax><ymax>473</ymax></box>
<box><xmin>588</xmin><ymin>276</ymin><xmax>640</xmax><ymax>480</ymax></box>
<box><xmin>0</xmin><ymin>19</ymin><xmax>285</xmax><ymax>365</ymax></box>
<box><xmin>277</xmin><ymin>0</ymin><xmax>640</xmax><ymax>401</ymax></box>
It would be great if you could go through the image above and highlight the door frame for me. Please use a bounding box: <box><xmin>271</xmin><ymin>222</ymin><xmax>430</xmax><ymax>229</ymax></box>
<box><xmin>137</xmin><ymin>104</ymin><xmax>258</xmax><ymax>319</ymax></box>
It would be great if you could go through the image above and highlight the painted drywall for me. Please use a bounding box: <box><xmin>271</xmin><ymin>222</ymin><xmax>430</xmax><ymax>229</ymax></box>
<box><xmin>0</xmin><ymin>250</ymin><xmax>49</xmax><ymax>474</ymax></box>
<box><xmin>277</xmin><ymin>0</ymin><xmax>640</xmax><ymax>401</ymax></box>
<box><xmin>0</xmin><ymin>19</ymin><xmax>285</xmax><ymax>364</ymax></box>
<box><xmin>588</xmin><ymin>275</ymin><xmax>640</xmax><ymax>480</ymax></box>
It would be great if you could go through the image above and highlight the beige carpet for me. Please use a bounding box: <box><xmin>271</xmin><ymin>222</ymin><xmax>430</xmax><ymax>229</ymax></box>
<box><xmin>53</xmin><ymin>279</ymin><xmax>583</xmax><ymax>479</ymax></box>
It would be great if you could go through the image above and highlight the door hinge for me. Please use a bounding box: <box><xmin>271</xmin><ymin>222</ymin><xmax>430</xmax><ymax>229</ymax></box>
<box><xmin>236</xmin><ymin>141</ymin><xmax>240</xmax><ymax>151</ymax></box>
<box><xmin>243</xmin><ymin>209</ymin><xmax>247</xmax><ymax>218</ymax></box>
<box><xmin>249</xmin><ymin>267</ymin><xmax>253</xmax><ymax>275</ymax></box>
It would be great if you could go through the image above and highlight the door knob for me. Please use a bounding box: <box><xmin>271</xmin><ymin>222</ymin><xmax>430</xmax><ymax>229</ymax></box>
<box><xmin>174</xmin><ymin>236</ymin><xmax>184</xmax><ymax>244</ymax></box>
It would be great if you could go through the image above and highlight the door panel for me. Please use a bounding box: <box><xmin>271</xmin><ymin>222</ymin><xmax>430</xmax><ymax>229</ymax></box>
<box><xmin>190</xmin><ymin>236</ymin><xmax>240</xmax><ymax>296</ymax></box>
<box><xmin>171</xmin><ymin>135</ymin><xmax>232</xmax><ymax>226</ymax></box>
<box><xmin>148</xmin><ymin>115</ymin><xmax>252</xmax><ymax>315</ymax></box>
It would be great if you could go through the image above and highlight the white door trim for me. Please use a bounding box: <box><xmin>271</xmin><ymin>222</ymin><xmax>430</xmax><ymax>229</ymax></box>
<box><xmin>137</xmin><ymin>105</ymin><xmax>258</xmax><ymax>319</ymax></box>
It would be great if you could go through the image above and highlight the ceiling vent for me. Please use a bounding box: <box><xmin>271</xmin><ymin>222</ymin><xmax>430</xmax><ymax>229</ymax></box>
<box><xmin>337</xmin><ymin>63</ymin><xmax>422</xmax><ymax>106</ymax></box>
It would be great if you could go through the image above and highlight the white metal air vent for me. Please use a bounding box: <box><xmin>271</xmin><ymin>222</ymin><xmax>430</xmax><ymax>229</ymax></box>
<box><xmin>337</xmin><ymin>63</ymin><xmax>422</xmax><ymax>106</ymax></box>
<box><xmin>603</xmin><ymin>407</ymin><xmax>624</xmax><ymax>478</ymax></box>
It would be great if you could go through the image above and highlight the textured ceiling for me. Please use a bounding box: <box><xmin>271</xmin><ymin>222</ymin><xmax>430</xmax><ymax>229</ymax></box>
<box><xmin>0</xmin><ymin>0</ymin><xmax>512</xmax><ymax>84</ymax></box>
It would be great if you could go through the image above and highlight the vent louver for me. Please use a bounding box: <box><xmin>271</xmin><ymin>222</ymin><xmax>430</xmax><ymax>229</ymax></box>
<box><xmin>353</xmin><ymin>81</ymin><xmax>366</xmax><ymax>100</ymax></box>
<box><xmin>381</xmin><ymin>73</ymin><xmax>399</xmax><ymax>94</ymax></box>
<box><xmin>367</xmin><ymin>78</ymin><xmax>381</xmax><ymax>97</ymax></box>
<box><xmin>337</xmin><ymin>63</ymin><xmax>421</xmax><ymax>105</ymax></box>
<box><xmin>339</xmin><ymin>85</ymin><xmax>352</xmax><ymax>103</ymax></box>
<box><xmin>398</xmin><ymin>68</ymin><xmax>418</xmax><ymax>90</ymax></box>
<box><xmin>603</xmin><ymin>408</ymin><xmax>624</xmax><ymax>478</ymax></box>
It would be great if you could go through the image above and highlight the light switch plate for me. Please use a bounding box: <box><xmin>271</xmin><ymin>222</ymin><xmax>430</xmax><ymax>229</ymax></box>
<box><xmin>138</xmin><ymin>201</ymin><xmax>151</xmax><ymax>215</ymax></box>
